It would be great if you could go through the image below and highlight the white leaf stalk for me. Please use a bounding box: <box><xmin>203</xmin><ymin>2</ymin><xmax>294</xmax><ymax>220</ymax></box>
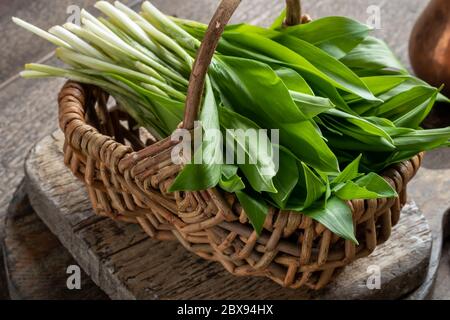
<box><xmin>141</xmin><ymin>1</ymin><xmax>201</xmax><ymax>51</ymax></box>
<box><xmin>13</xmin><ymin>1</ymin><xmax>200</xmax><ymax>137</ymax></box>
<box><xmin>12</xmin><ymin>17</ymin><xmax>72</xmax><ymax>49</ymax></box>
<box><xmin>49</xmin><ymin>25</ymin><xmax>110</xmax><ymax>61</ymax></box>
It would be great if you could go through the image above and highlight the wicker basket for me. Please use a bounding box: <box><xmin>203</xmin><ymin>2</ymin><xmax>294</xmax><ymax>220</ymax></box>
<box><xmin>57</xmin><ymin>0</ymin><xmax>423</xmax><ymax>290</ymax></box>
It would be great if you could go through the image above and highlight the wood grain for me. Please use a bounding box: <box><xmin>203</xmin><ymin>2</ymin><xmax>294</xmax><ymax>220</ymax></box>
<box><xmin>1</xmin><ymin>179</ymin><xmax>107</xmax><ymax>300</ymax></box>
<box><xmin>24</xmin><ymin>131</ymin><xmax>432</xmax><ymax>300</ymax></box>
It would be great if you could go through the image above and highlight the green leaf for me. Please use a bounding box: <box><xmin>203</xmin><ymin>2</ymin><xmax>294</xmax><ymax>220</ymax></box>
<box><xmin>332</xmin><ymin>154</ymin><xmax>362</xmax><ymax>185</ymax></box>
<box><xmin>285</xmin><ymin>162</ymin><xmax>327</xmax><ymax>211</ymax></box>
<box><xmin>273</xmin><ymin>34</ymin><xmax>378</xmax><ymax>101</ymax></box>
<box><xmin>235</xmin><ymin>191</ymin><xmax>269</xmax><ymax>235</ymax></box>
<box><xmin>340</xmin><ymin>36</ymin><xmax>406</xmax><ymax>75</ymax></box>
<box><xmin>270</xmin><ymin>8</ymin><xmax>286</xmax><ymax>30</ymax></box>
<box><xmin>219</xmin><ymin>106</ymin><xmax>277</xmax><ymax>193</ymax></box>
<box><xmin>321</xmin><ymin>116</ymin><xmax>396</xmax><ymax>151</ymax></box>
<box><xmin>169</xmin><ymin>79</ymin><xmax>222</xmax><ymax>191</ymax></box>
<box><xmin>344</xmin><ymin>75</ymin><xmax>409</xmax><ymax>103</ymax></box>
<box><xmin>269</xmin><ymin>146</ymin><xmax>299</xmax><ymax>209</ymax></box>
<box><xmin>302</xmin><ymin>163</ymin><xmax>327</xmax><ymax>208</ymax></box>
<box><xmin>221</xmin><ymin>31</ymin><xmax>377</xmax><ymax>101</ymax></box>
<box><xmin>280</xmin><ymin>121</ymin><xmax>340</xmax><ymax>173</ymax></box>
<box><xmin>333</xmin><ymin>170</ymin><xmax>398</xmax><ymax>200</ymax></box>
<box><xmin>325</xmin><ymin>108</ymin><xmax>394</xmax><ymax>143</ymax></box>
<box><xmin>212</xmin><ymin>56</ymin><xmax>307</xmax><ymax>123</ymax></box>
<box><xmin>376</xmin><ymin>85</ymin><xmax>438</xmax><ymax>119</ymax></box>
<box><xmin>219</xmin><ymin>166</ymin><xmax>245</xmax><ymax>193</ymax></box>
<box><xmin>107</xmin><ymin>73</ymin><xmax>184</xmax><ymax>134</ymax></box>
<box><xmin>393</xmin><ymin>88</ymin><xmax>439</xmax><ymax>128</ymax></box>
<box><xmin>275</xmin><ymin>67</ymin><xmax>314</xmax><ymax>95</ymax></box>
<box><xmin>282</xmin><ymin>16</ymin><xmax>372</xmax><ymax>59</ymax></box>
<box><xmin>221</xmin><ymin>164</ymin><xmax>239</xmax><ymax>179</ymax></box>
<box><xmin>303</xmin><ymin>196</ymin><xmax>358</xmax><ymax>244</ymax></box>
<box><xmin>290</xmin><ymin>91</ymin><xmax>335</xmax><ymax>119</ymax></box>
<box><xmin>334</xmin><ymin>180</ymin><xmax>393</xmax><ymax>200</ymax></box>
<box><xmin>392</xmin><ymin>127</ymin><xmax>450</xmax><ymax>151</ymax></box>
<box><xmin>210</xmin><ymin>56</ymin><xmax>339</xmax><ymax>173</ymax></box>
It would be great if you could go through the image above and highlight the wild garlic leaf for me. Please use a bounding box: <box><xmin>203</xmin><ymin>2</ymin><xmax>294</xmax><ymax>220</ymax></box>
<box><xmin>325</xmin><ymin>108</ymin><xmax>393</xmax><ymax>143</ymax></box>
<box><xmin>343</xmin><ymin>75</ymin><xmax>409</xmax><ymax>103</ymax></box>
<box><xmin>219</xmin><ymin>166</ymin><xmax>245</xmax><ymax>193</ymax></box>
<box><xmin>222</xmin><ymin>31</ymin><xmax>377</xmax><ymax>101</ymax></box>
<box><xmin>375</xmin><ymin>85</ymin><xmax>438</xmax><ymax>119</ymax></box>
<box><xmin>219</xmin><ymin>106</ymin><xmax>277</xmax><ymax>193</ymax></box>
<box><xmin>268</xmin><ymin>146</ymin><xmax>299</xmax><ymax>209</ymax></box>
<box><xmin>235</xmin><ymin>191</ymin><xmax>269</xmax><ymax>236</ymax></box>
<box><xmin>272</xmin><ymin>34</ymin><xmax>378</xmax><ymax>101</ymax></box>
<box><xmin>221</xmin><ymin>164</ymin><xmax>239</xmax><ymax>179</ymax></box>
<box><xmin>285</xmin><ymin>162</ymin><xmax>328</xmax><ymax>211</ymax></box>
<box><xmin>169</xmin><ymin>78</ymin><xmax>222</xmax><ymax>192</ymax></box>
<box><xmin>219</xmin><ymin>175</ymin><xmax>245</xmax><ymax>193</ymax></box>
<box><xmin>107</xmin><ymin>73</ymin><xmax>183</xmax><ymax>134</ymax></box>
<box><xmin>352</xmin><ymin>172</ymin><xmax>397</xmax><ymax>198</ymax></box>
<box><xmin>275</xmin><ymin>66</ymin><xmax>314</xmax><ymax>95</ymax></box>
<box><xmin>281</xmin><ymin>16</ymin><xmax>372</xmax><ymax>59</ymax></box>
<box><xmin>334</xmin><ymin>180</ymin><xmax>394</xmax><ymax>200</ymax></box>
<box><xmin>303</xmin><ymin>196</ymin><xmax>358</xmax><ymax>244</ymax></box>
<box><xmin>280</xmin><ymin>121</ymin><xmax>340</xmax><ymax>173</ymax></box>
<box><xmin>393</xmin><ymin>89</ymin><xmax>439</xmax><ymax>128</ymax></box>
<box><xmin>340</xmin><ymin>36</ymin><xmax>407</xmax><ymax>75</ymax></box>
<box><xmin>290</xmin><ymin>91</ymin><xmax>335</xmax><ymax>119</ymax></box>
<box><xmin>302</xmin><ymin>163</ymin><xmax>328</xmax><ymax>208</ymax></box>
<box><xmin>211</xmin><ymin>56</ymin><xmax>307</xmax><ymax>123</ymax></box>
<box><xmin>270</xmin><ymin>8</ymin><xmax>286</xmax><ymax>30</ymax></box>
<box><xmin>321</xmin><ymin>116</ymin><xmax>396</xmax><ymax>151</ymax></box>
<box><xmin>332</xmin><ymin>154</ymin><xmax>362</xmax><ymax>185</ymax></box>
<box><xmin>210</xmin><ymin>56</ymin><xmax>339</xmax><ymax>173</ymax></box>
<box><xmin>392</xmin><ymin>127</ymin><xmax>450</xmax><ymax>151</ymax></box>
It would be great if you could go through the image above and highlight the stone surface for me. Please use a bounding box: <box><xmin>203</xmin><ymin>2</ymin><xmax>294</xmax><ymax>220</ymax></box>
<box><xmin>24</xmin><ymin>131</ymin><xmax>432</xmax><ymax>300</ymax></box>
<box><xmin>1</xmin><ymin>180</ymin><xmax>107</xmax><ymax>300</ymax></box>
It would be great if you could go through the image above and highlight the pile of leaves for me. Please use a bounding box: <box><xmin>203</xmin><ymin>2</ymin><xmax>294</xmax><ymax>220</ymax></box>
<box><xmin>14</xmin><ymin>1</ymin><xmax>450</xmax><ymax>242</ymax></box>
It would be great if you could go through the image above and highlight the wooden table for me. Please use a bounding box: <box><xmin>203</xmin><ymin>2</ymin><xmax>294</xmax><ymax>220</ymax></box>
<box><xmin>1</xmin><ymin>181</ymin><xmax>107</xmax><ymax>300</ymax></box>
<box><xmin>2</xmin><ymin>0</ymin><xmax>449</xmax><ymax>300</ymax></box>
<box><xmin>14</xmin><ymin>131</ymin><xmax>432</xmax><ymax>300</ymax></box>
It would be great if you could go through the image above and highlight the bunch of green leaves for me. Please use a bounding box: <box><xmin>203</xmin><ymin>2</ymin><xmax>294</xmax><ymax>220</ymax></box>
<box><xmin>14</xmin><ymin>1</ymin><xmax>450</xmax><ymax>244</ymax></box>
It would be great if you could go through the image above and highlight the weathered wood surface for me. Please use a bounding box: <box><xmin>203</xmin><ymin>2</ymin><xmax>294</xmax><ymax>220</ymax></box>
<box><xmin>1</xmin><ymin>180</ymin><xmax>107</xmax><ymax>300</ymax></box>
<box><xmin>23</xmin><ymin>131</ymin><xmax>432</xmax><ymax>300</ymax></box>
<box><xmin>0</xmin><ymin>0</ymin><xmax>433</xmax><ymax>297</ymax></box>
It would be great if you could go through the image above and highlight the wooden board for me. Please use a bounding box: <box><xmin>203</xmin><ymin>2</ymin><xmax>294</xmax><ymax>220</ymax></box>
<box><xmin>23</xmin><ymin>131</ymin><xmax>432</xmax><ymax>300</ymax></box>
<box><xmin>1</xmin><ymin>179</ymin><xmax>107</xmax><ymax>300</ymax></box>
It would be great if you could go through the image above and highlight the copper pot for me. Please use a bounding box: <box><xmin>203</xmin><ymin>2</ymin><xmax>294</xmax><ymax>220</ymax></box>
<box><xmin>409</xmin><ymin>0</ymin><xmax>450</xmax><ymax>128</ymax></box>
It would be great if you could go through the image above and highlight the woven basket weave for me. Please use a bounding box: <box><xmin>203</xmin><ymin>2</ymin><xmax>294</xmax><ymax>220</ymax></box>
<box><xmin>57</xmin><ymin>0</ymin><xmax>423</xmax><ymax>290</ymax></box>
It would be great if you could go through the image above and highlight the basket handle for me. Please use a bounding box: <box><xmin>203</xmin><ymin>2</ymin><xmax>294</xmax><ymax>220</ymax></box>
<box><xmin>182</xmin><ymin>0</ymin><xmax>302</xmax><ymax>130</ymax></box>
